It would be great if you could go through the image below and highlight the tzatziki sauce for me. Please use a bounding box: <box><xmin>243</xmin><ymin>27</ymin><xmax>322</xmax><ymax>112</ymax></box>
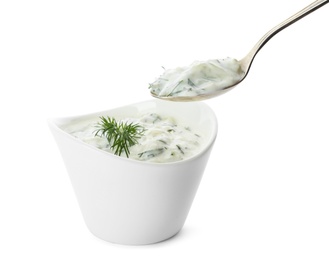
<box><xmin>64</xmin><ymin>113</ymin><xmax>203</xmax><ymax>163</ymax></box>
<box><xmin>149</xmin><ymin>57</ymin><xmax>243</xmax><ymax>98</ymax></box>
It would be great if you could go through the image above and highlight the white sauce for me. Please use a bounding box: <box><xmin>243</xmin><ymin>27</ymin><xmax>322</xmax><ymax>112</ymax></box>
<box><xmin>149</xmin><ymin>57</ymin><xmax>244</xmax><ymax>98</ymax></box>
<box><xmin>64</xmin><ymin>113</ymin><xmax>203</xmax><ymax>163</ymax></box>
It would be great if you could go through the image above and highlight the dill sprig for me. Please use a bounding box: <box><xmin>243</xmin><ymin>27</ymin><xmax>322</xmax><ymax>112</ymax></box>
<box><xmin>94</xmin><ymin>116</ymin><xmax>145</xmax><ymax>158</ymax></box>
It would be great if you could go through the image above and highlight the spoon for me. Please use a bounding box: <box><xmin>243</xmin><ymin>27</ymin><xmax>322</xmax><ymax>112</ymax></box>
<box><xmin>150</xmin><ymin>0</ymin><xmax>328</xmax><ymax>102</ymax></box>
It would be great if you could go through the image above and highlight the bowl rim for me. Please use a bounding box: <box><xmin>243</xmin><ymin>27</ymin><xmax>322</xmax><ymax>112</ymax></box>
<box><xmin>48</xmin><ymin>99</ymin><xmax>218</xmax><ymax>166</ymax></box>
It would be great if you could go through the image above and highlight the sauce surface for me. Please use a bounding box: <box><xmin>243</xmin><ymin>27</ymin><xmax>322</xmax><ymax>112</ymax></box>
<box><xmin>64</xmin><ymin>113</ymin><xmax>203</xmax><ymax>163</ymax></box>
<box><xmin>149</xmin><ymin>57</ymin><xmax>244</xmax><ymax>98</ymax></box>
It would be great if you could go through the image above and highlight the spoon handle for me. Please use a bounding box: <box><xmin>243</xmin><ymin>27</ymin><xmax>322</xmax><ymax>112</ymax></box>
<box><xmin>240</xmin><ymin>0</ymin><xmax>329</xmax><ymax>74</ymax></box>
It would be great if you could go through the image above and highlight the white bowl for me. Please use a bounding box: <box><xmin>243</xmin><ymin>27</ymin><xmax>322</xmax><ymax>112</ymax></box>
<box><xmin>48</xmin><ymin>99</ymin><xmax>218</xmax><ymax>245</ymax></box>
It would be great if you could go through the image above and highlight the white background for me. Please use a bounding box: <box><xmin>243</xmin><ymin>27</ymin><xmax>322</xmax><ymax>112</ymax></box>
<box><xmin>1</xmin><ymin>0</ymin><xmax>328</xmax><ymax>259</ymax></box>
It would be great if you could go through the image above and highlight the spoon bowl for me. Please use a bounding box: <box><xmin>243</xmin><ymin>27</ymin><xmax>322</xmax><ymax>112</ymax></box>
<box><xmin>151</xmin><ymin>0</ymin><xmax>328</xmax><ymax>102</ymax></box>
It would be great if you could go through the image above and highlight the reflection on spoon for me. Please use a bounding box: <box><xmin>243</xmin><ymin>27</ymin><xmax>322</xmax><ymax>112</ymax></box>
<box><xmin>149</xmin><ymin>0</ymin><xmax>329</xmax><ymax>102</ymax></box>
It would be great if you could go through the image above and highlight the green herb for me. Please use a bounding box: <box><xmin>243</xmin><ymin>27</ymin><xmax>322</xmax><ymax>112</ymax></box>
<box><xmin>187</xmin><ymin>78</ymin><xmax>196</xmax><ymax>87</ymax></box>
<box><xmin>138</xmin><ymin>148</ymin><xmax>166</xmax><ymax>160</ymax></box>
<box><xmin>167</xmin><ymin>80</ymin><xmax>183</xmax><ymax>97</ymax></box>
<box><xmin>94</xmin><ymin>116</ymin><xmax>145</xmax><ymax>158</ymax></box>
<box><xmin>158</xmin><ymin>140</ymin><xmax>167</xmax><ymax>145</ymax></box>
<box><xmin>176</xmin><ymin>145</ymin><xmax>184</xmax><ymax>154</ymax></box>
<box><xmin>150</xmin><ymin>113</ymin><xmax>162</xmax><ymax>123</ymax></box>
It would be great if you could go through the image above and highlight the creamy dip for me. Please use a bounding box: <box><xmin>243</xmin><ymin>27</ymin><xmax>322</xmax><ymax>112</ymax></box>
<box><xmin>64</xmin><ymin>113</ymin><xmax>203</xmax><ymax>163</ymax></box>
<box><xmin>149</xmin><ymin>57</ymin><xmax>244</xmax><ymax>98</ymax></box>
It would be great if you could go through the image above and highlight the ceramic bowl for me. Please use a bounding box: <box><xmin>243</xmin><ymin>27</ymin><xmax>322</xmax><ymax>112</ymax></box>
<box><xmin>48</xmin><ymin>99</ymin><xmax>218</xmax><ymax>245</ymax></box>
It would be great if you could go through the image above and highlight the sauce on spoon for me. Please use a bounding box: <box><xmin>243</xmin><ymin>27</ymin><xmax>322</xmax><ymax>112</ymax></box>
<box><xmin>149</xmin><ymin>57</ymin><xmax>244</xmax><ymax>100</ymax></box>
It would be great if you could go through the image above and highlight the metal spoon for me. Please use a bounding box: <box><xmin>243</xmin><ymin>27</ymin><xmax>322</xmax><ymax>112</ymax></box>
<box><xmin>150</xmin><ymin>0</ymin><xmax>328</xmax><ymax>102</ymax></box>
